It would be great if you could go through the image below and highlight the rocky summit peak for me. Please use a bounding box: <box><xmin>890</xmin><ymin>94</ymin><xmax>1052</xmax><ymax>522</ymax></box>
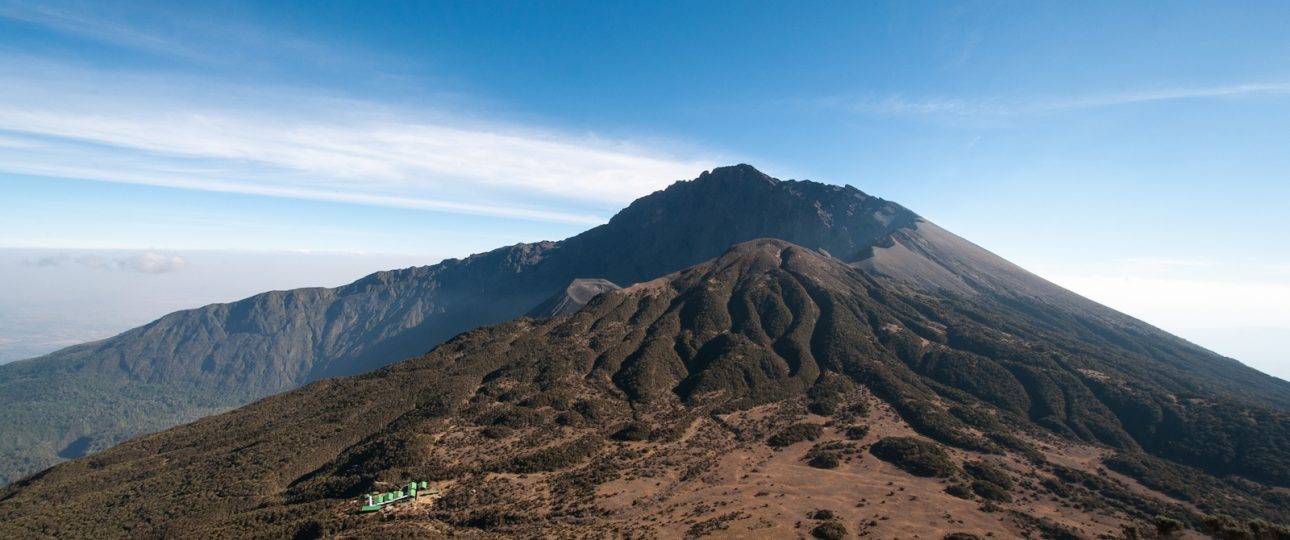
<box><xmin>586</xmin><ymin>166</ymin><xmax>920</xmax><ymax>276</ymax></box>
<box><xmin>695</xmin><ymin>163</ymin><xmax>778</xmax><ymax>185</ymax></box>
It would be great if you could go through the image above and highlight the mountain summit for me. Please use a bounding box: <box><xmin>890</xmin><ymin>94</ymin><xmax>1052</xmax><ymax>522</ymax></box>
<box><xmin>2</xmin><ymin>238</ymin><xmax>1285</xmax><ymax>537</ymax></box>
<box><xmin>0</xmin><ymin>165</ymin><xmax>1285</xmax><ymax>495</ymax></box>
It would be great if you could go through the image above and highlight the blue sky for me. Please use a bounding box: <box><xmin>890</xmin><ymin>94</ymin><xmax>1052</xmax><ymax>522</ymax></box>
<box><xmin>0</xmin><ymin>1</ymin><xmax>1287</xmax><ymax>377</ymax></box>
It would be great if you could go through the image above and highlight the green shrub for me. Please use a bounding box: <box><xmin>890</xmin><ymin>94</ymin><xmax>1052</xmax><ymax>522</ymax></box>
<box><xmin>944</xmin><ymin>483</ymin><xmax>974</xmax><ymax>500</ymax></box>
<box><xmin>844</xmin><ymin>425</ymin><xmax>869</xmax><ymax>440</ymax></box>
<box><xmin>1153</xmin><ymin>515</ymin><xmax>1184</xmax><ymax>536</ymax></box>
<box><xmin>971</xmin><ymin>480</ymin><xmax>1012</xmax><ymax>502</ymax></box>
<box><xmin>1196</xmin><ymin>514</ymin><xmax>1290</xmax><ymax>539</ymax></box>
<box><xmin>554</xmin><ymin>411</ymin><xmax>583</xmax><ymax>426</ymax></box>
<box><xmin>808</xmin><ymin>394</ymin><xmax>841</xmax><ymax>416</ymax></box>
<box><xmin>1247</xmin><ymin>519</ymin><xmax>1290</xmax><ymax>539</ymax></box>
<box><xmin>985</xmin><ymin>431</ymin><xmax>1043</xmax><ymax>463</ymax></box>
<box><xmin>481</xmin><ymin>426</ymin><xmax>513</xmax><ymax>439</ymax></box>
<box><xmin>811</xmin><ymin>521</ymin><xmax>847</xmax><ymax>540</ymax></box>
<box><xmin>807</xmin><ymin>452</ymin><xmax>840</xmax><ymax>469</ymax></box>
<box><xmin>573</xmin><ymin>399</ymin><xmax>618</xmax><ymax>422</ymax></box>
<box><xmin>1104</xmin><ymin>452</ymin><xmax>1284</xmax><ymax>521</ymax></box>
<box><xmin>610</xmin><ymin>421</ymin><xmax>651</xmax><ymax>441</ymax></box>
<box><xmin>1040</xmin><ymin>477</ymin><xmax>1071</xmax><ymax>498</ymax></box>
<box><xmin>767</xmin><ymin>423</ymin><xmax>823</xmax><ymax>447</ymax></box>
<box><xmin>811</xmin><ymin>509</ymin><xmax>835</xmax><ymax>520</ymax></box>
<box><xmin>477</xmin><ymin>406</ymin><xmax>546</xmax><ymax>428</ymax></box>
<box><xmin>964</xmin><ymin>461</ymin><xmax>1012</xmax><ymax>489</ymax></box>
<box><xmin>869</xmin><ymin>437</ymin><xmax>958</xmax><ymax>477</ymax></box>
<box><xmin>488</xmin><ymin>435</ymin><xmax>602</xmax><ymax>473</ymax></box>
<box><xmin>948</xmin><ymin>405</ymin><xmax>1001</xmax><ymax>431</ymax></box>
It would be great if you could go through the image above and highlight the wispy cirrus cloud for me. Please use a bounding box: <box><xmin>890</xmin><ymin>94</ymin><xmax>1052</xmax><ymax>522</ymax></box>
<box><xmin>0</xmin><ymin>1</ymin><xmax>726</xmax><ymax>225</ymax></box>
<box><xmin>824</xmin><ymin>82</ymin><xmax>1290</xmax><ymax>118</ymax></box>
<box><xmin>0</xmin><ymin>59</ymin><xmax>722</xmax><ymax>225</ymax></box>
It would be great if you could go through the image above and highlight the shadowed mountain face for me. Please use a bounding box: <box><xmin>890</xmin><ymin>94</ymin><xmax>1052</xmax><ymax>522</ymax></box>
<box><xmin>1</xmin><ymin>240</ymin><xmax>1284</xmax><ymax>538</ymax></box>
<box><xmin>0</xmin><ymin>164</ymin><xmax>1286</xmax><ymax>490</ymax></box>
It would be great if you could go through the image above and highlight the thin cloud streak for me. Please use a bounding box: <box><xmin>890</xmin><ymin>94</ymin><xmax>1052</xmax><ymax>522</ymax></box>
<box><xmin>0</xmin><ymin>0</ymin><xmax>361</xmax><ymax>68</ymax></box>
<box><xmin>1040</xmin><ymin>83</ymin><xmax>1290</xmax><ymax>110</ymax></box>
<box><xmin>0</xmin><ymin>1</ymin><xmax>172</xmax><ymax>52</ymax></box>
<box><xmin>830</xmin><ymin>82</ymin><xmax>1290</xmax><ymax>117</ymax></box>
<box><xmin>0</xmin><ymin>157</ymin><xmax>613</xmax><ymax>225</ymax></box>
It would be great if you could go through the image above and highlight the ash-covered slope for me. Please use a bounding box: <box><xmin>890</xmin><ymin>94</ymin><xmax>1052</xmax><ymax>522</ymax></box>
<box><xmin>526</xmin><ymin>278</ymin><xmax>620</xmax><ymax>317</ymax></box>
<box><xmin>1</xmin><ymin>240</ymin><xmax>1283</xmax><ymax>539</ymax></box>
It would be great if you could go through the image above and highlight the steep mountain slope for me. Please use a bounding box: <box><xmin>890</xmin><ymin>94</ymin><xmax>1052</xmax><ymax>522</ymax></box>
<box><xmin>1</xmin><ymin>164</ymin><xmax>1285</xmax><ymax>490</ymax></box>
<box><xmin>861</xmin><ymin>220</ymin><xmax>1287</xmax><ymax>402</ymax></box>
<box><xmin>1</xmin><ymin>240</ymin><xmax>1283</xmax><ymax>538</ymax></box>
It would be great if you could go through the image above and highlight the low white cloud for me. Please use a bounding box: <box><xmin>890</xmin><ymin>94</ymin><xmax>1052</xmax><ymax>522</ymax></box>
<box><xmin>1031</xmin><ymin>255</ymin><xmax>1290</xmax><ymax>376</ymax></box>
<box><xmin>24</xmin><ymin>254</ymin><xmax>70</xmax><ymax>267</ymax></box>
<box><xmin>1049</xmin><ymin>272</ymin><xmax>1290</xmax><ymax>378</ymax></box>
<box><xmin>21</xmin><ymin>251</ymin><xmax>189</xmax><ymax>273</ymax></box>
<box><xmin>1117</xmin><ymin>257</ymin><xmax>1216</xmax><ymax>270</ymax></box>
<box><xmin>118</xmin><ymin>252</ymin><xmax>188</xmax><ymax>273</ymax></box>
<box><xmin>1050</xmin><ymin>274</ymin><xmax>1290</xmax><ymax>332</ymax></box>
<box><xmin>1037</xmin><ymin>256</ymin><xmax>1290</xmax><ymax>332</ymax></box>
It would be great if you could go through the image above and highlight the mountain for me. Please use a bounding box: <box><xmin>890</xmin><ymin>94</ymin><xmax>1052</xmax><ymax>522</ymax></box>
<box><xmin>0</xmin><ymin>165</ymin><xmax>919</xmax><ymax>484</ymax></box>
<box><xmin>1</xmin><ymin>164</ymin><xmax>1286</xmax><ymax>491</ymax></box>
<box><xmin>2</xmin><ymin>240</ymin><xmax>1284</xmax><ymax>538</ymax></box>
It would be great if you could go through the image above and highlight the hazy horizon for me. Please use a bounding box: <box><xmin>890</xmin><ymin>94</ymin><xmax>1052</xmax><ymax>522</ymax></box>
<box><xmin>3</xmin><ymin>237</ymin><xmax>1286</xmax><ymax>381</ymax></box>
